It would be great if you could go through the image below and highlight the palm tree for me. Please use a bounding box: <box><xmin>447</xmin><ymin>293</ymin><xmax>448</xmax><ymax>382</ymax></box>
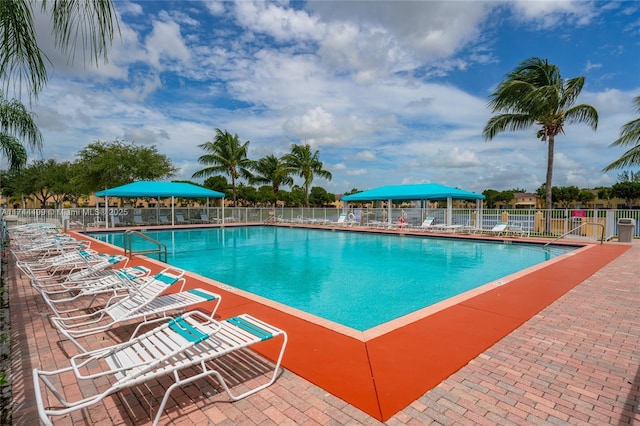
<box><xmin>603</xmin><ymin>95</ymin><xmax>640</xmax><ymax>171</ymax></box>
<box><xmin>0</xmin><ymin>1</ymin><xmax>117</xmax><ymax>167</ymax></box>
<box><xmin>283</xmin><ymin>143</ymin><xmax>332</xmax><ymax>207</ymax></box>
<box><xmin>483</xmin><ymin>57</ymin><xmax>598</xmax><ymax>217</ymax></box>
<box><xmin>1</xmin><ymin>0</ymin><xmax>118</xmax><ymax>99</ymax></box>
<box><xmin>0</xmin><ymin>94</ymin><xmax>41</xmax><ymax>169</ymax></box>
<box><xmin>192</xmin><ymin>129</ymin><xmax>254</xmax><ymax>205</ymax></box>
<box><xmin>250</xmin><ymin>154</ymin><xmax>294</xmax><ymax>205</ymax></box>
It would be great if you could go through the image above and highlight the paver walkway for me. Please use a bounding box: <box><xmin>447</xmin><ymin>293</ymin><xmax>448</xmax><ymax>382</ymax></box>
<box><xmin>10</xmin><ymin>242</ymin><xmax>640</xmax><ymax>425</ymax></box>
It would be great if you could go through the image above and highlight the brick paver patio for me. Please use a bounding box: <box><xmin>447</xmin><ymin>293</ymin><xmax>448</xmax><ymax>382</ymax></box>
<box><xmin>9</xmin><ymin>241</ymin><xmax>640</xmax><ymax>425</ymax></box>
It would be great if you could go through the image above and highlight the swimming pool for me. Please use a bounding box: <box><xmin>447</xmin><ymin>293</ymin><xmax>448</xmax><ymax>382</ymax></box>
<box><xmin>90</xmin><ymin>226</ymin><xmax>575</xmax><ymax>331</ymax></box>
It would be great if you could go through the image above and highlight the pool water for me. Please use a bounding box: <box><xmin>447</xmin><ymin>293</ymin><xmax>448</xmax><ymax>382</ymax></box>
<box><xmin>90</xmin><ymin>227</ymin><xmax>574</xmax><ymax>331</ymax></box>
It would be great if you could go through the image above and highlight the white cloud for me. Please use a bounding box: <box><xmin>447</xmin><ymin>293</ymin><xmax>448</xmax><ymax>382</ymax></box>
<box><xmin>355</xmin><ymin>151</ymin><xmax>376</xmax><ymax>161</ymax></box>
<box><xmin>144</xmin><ymin>19</ymin><xmax>190</xmax><ymax>68</ymax></box>
<box><xmin>233</xmin><ymin>1</ymin><xmax>323</xmax><ymax>42</ymax></box>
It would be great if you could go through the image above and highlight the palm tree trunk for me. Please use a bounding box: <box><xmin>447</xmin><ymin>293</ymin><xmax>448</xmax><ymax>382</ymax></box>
<box><xmin>231</xmin><ymin>175</ymin><xmax>237</xmax><ymax>206</ymax></box>
<box><xmin>545</xmin><ymin>136</ymin><xmax>555</xmax><ymax>233</ymax></box>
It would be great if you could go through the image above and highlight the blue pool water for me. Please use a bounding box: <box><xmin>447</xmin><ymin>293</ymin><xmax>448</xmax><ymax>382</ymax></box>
<box><xmin>90</xmin><ymin>227</ymin><xmax>574</xmax><ymax>331</ymax></box>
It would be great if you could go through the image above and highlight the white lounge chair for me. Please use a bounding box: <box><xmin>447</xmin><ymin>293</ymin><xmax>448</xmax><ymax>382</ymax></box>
<box><xmin>133</xmin><ymin>213</ymin><xmax>148</xmax><ymax>226</ymax></box>
<box><xmin>486</xmin><ymin>222</ymin><xmax>509</xmax><ymax>236</ymax></box>
<box><xmin>409</xmin><ymin>217</ymin><xmax>437</xmax><ymax>232</ymax></box>
<box><xmin>17</xmin><ymin>249</ymin><xmax>127</xmax><ymax>281</ymax></box>
<box><xmin>51</xmin><ymin>267</ymin><xmax>222</xmax><ymax>352</ymax></box>
<box><xmin>39</xmin><ymin>265</ymin><xmax>152</xmax><ymax>315</ymax></box>
<box><xmin>175</xmin><ymin>212</ymin><xmax>191</xmax><ymax>224</ymax></box>
<box><xmin>330</xmin><ymin>213</ymin><xmax>348</xmax><ymax>226</ymax></box>
<box><xmin>33</xmin><ymin>309</ymin><xmax>287</xmax><ymax>426</ymax></box>
<box><xmin>158</xmin><ymin>214</ymin><xmax>170</xmax><ymax>225</ymax></box>
<box><xmin>199</xmin><ymin>212</ymin><xmax>212</xmax><ymax>223</ymax></box>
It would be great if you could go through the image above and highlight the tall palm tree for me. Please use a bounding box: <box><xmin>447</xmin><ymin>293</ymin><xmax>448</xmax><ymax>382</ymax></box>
<box><xmin>483</xmin><ymin>57</ymin><xmax>598</xmax><ymax>217</ymax></box>
<box><xmin>0</xmin><ymin>94</ymin><xmax>41</xmax><ymax>169</ymax></box>
<box><xmin>283</xmin><ymin>143</ymin><xmax>332</xmax><ymax>207</ymax></box>
<box><xmin>1</xmin><ymin>0</ymin><xmax>118</xmax><ymax>99</ymax></box>
<box><xmin>192</xmin><ymin>129</ymin><xmax>254</xmax><ymax>205</ymax></box>
<box><xmin>250</xmin><ymin>154</ymin><xmax>294</xmax><ymax>205</ymax></box>
<box><xmin>603</xmin><ymin>95</ymin><xmax>640</xmax><ymax>171</ymax></box>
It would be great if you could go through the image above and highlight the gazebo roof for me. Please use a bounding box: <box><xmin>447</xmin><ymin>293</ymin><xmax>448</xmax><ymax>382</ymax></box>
<box><xmin>341</xmin><ymin>183</ymin><xmax>485</xmax><ymax>202</ymax></box>
<box><xmin>95</xmin><ymin>181</ymin><xmax>225</xmax><ymax>198</ymax></box>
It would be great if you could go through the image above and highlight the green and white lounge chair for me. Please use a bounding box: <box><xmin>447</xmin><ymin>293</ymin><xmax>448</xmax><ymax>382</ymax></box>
<box><xmin>51</xmin><ymin>267</ymin><xmax>222</xmax><ymax>352</ymax></box>
<box><xmin>33</xmin><ymin>310</ymin><xmax>287</xmax><ymax>426</ymax></box>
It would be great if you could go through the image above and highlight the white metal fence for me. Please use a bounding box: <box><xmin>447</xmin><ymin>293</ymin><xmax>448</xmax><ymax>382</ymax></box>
<box><xmin>2</xmin><ymin>207</ymin><xmax>639</xmax><ymax>241</ymax></box>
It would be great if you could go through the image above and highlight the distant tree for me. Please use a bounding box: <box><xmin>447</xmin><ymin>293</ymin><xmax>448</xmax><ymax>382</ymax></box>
<box><xmin>482</xmin><ymin>189</ymin><xmax>500</xmax><ymax>208</ymax></box>
<box><xmin>603</xmin><ymin>95</ymin><xmax>640</xmax><ymax>171</ymax></box>
<box><xmin>343</xmin><ymin>188</ymin><xmax>361</xmax><ymax>196</ymax></box>
<box><xmin>596</xmin><ymin>187</ymin><xmax>611</xmax><ymax>206</ymax></box>
<box><xmin>611</xmin><ymin>182</ymin><xmax>640</xmax><ymax>208</ymax></box>
<box><xmin>283</xmin><ymin>143</ymin><xmax>332</xmax><ymax>207</ymax></box>
<box><xmin>48</xmin><ymin>161</ymin><xmax>73</xmax><ymax>208</ymax></box>
<box><xmin>74</xmin><ymin>139</ymin><xmax>176</xmax><ymax>193</ymax></box>
<box><xmin>496</xmin><ymin>190</ymin><xmax>515</xmax><ymax>206</ymax></box>
<box><xmin>279</xmin><ymin>186</ymin><xmax>305</xmax><ymax>207</ymax></box>
<box><xmin>483</xmin><ymin>57</ymin><xmax>598</xmax><ymax>222</ymax></box>
<box><xmin>256</xmin><ymin>185</ymin><xmax>275</xmax><ymax>205</ymax></box>
<box><xmin>577</xmin><ymin>190</ymin><xmax>596</xmax><ymax>207</ymax></box>
<box><xmin>203</xmin><ymin>175</ymin><xmax>229</xmax><ymax>195</ymax></box>
<box><xmin>192</xmin><ymin>129</ymin><xmax>254</xmax><ymax>206</ymax></box>
<box><xmin>250</xmin><ymin>154</ymin><xmax>294</xmax><ymax>205</ymax></box>
<box><xmin>235</xmin><ymin>183</ymin><xmax>258</xmax><ymax>206</ymax></box>
<box><xmin>611</xmin><ymin>172</ymin><xmax>640</xmax><ymax>208</ymax></box>
<box><xmin>65</xmin><ymin>161</ymin><xmax>87</xmax><ymax>207</ymax></box>
<box><xmin>14</xmin><ymin>159</ymin><xmax>61</xmax><ymax>207</ymax></box>
<box><xmin>554</xmin><ymin>186</ymin><xmax>580</xmax><ymax>208</ymax></box>
<box><xmin>309</xmin><ymin>186</ymin><xmax>334</xmax><ymax>207</ymax></box>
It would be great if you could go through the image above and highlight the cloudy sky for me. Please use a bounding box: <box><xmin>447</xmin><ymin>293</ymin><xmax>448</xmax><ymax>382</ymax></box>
<box><xmin>19</xmin><ymin>0</ymin><xmax>640</xmax><ymax>194</ymax></box>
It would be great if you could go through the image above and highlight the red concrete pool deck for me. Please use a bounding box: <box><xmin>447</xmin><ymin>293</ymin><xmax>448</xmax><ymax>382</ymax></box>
<box><xmin>9</xmin><ymin>225</ymin><xmax>640</xmax><ymax>425</ymax></box>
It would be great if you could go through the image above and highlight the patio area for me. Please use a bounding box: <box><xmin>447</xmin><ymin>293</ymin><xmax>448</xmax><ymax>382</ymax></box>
<box><xmin>7</xmin><ymin>230</ymin><xmax>640</xmax><ymax>425</ymax></box>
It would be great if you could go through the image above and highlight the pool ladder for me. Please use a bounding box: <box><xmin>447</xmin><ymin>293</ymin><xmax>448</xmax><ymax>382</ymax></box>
<box><xmin>123</xmin><ymin>230</ymin><xmax>167</xmax><ymax>262</ymax></box>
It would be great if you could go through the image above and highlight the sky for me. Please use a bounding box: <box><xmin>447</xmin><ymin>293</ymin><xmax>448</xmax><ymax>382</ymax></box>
<box><xmin>16</xmin><ymin>0</ymin><xmax>640</xmax><ymax>195</ymax></box>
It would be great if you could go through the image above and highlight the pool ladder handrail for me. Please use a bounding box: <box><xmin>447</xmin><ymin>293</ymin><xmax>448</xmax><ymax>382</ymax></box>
<box><xmin>543</xmin><ymin>221</ymin><xmax>605</xmax><ymax>247</ymax></box>
<box><xmin>123</xmin><ymin>230</ymin><xmax>167</xmax><ymax>262</ymax></box>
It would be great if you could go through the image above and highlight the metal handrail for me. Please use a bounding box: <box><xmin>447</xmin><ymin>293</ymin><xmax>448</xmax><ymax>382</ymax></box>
<box><xmin>123</xmin><ymin>230</ymin><xmax>167</xmax><ymax>262</ymax></box>
<box><xmin>543</xmin><ymin>221</ymin><xmax>605</xmax><ymax>247</ymax></box>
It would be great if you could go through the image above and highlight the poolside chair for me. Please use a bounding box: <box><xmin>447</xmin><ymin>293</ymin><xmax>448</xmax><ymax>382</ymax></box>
<box><xmin>38</xmin><ymin>265</ymin><xmax>152</xmax><ymax>315</ymax></box>
<box><xmin>111</xmin><ymin>215</ymin><xmax>124</xmax><ymax>227</ymax></box>
<box><xmin>486</xmin><ymin>222</ymin><xmax>509</xmax><ymax>236</ymax></box>
<box><xmin>505</xmin><ymin>222</ymin><xmax>527</xmax><ymax>237</ymax></box>
<box><xmin>199</xmin><ymin>212</ymin><xmax>211</xmax><ymax>223</ymax></box>
<box><xmin>28</xmin><ymin>253</ymin><xmax>129</xmax><ymax>287</ymax></box>
<box><xmin>11</xmin><ymin>238</ymin><xmax>90</xmax><ymax>262</ymax></box>
<box><xmin>17</xmin><ymin>249</ymin><xmax>127</xmax><ymax>281</ymax></box>
<box><xmin>133</xmin><ymin>213</ymin><xmax>148</xmax><ymax>226</ymax></box>
<box><xmin>330</xmin><ymin>213</ymin><xmax>348</xmax><ymax>226</ymax></box>
<box><xmin>409</xmin><ymin>217</ymin><xmax>437</xmax><ymax>232</ymax></box>
<box><xmin>175</xmin><ymin>212</ymin><xmax>191</xmax><ymax>224</ymax></box>
<box><xmin>50</xmin><ymin>267</ymin><xmax>222</xmax><ymax>352</ymax></box>
<box><xmin>159</xmin><ymin>214</ymin><xmax>170</xmax><ymax>225</ymax></box>
<box><xmin>33</xmin><ymin>309</ymin><xmax>287</xmax><ymax>426</ymax></box>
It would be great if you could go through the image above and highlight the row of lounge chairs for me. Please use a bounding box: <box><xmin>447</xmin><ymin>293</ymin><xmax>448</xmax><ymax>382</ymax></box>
<box><xmin>109</xmin><ymin>212</ymin><xmax>237</xmax><ymax>227</ymax></box>
<box><xmin>8</xmin><ymin>222</ymin><xmax>287</xmax><ymax>425</ymax></box>
<box><xmin>274</xmin><ymin>214</ymin><xmax>528</xmax><ymax>236</ymax></box>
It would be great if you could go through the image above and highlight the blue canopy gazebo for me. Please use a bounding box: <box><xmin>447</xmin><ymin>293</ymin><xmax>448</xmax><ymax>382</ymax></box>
<box><xmin>341</xmin><ymin>183</ymin><xmax>485</xmax><ymax>226</ymax></box>
<box><xmin>95</xmin><ymin>181</ymin><xmax>225</xmax><ymax>227</ymax></box>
